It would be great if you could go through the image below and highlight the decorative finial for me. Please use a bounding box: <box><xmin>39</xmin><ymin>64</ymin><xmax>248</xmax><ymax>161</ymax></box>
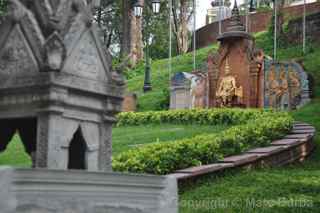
<box><xmin>234</xmin><ymin>0</ymin><xmax>238</xmax><ymax>9</ymax></box>
<box><xmin>226</xmin><ymin>0</ymin><xmax>245</xmax><ymax>32</ymax></box>
<box><xmin>225</xmin><ymin>57</ymin><xmax>231</xmax><ymax>74</ymax></box>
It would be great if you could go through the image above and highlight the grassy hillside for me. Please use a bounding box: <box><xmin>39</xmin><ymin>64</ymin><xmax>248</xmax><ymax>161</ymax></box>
<box><xmin>127</xmin><ymin>31</ymin><xmax>320</xmax><ymax>111</ymax></box>
<box><xmin>126</xmin><ymin>45</ymin><xmax>217</xmax><ymax>111</ymax></box>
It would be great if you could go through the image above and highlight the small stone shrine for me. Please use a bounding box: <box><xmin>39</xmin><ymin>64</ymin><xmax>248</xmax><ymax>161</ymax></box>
<box><xmin>207</xmin><ymin>0</ymin><xmax>310</xmax><ymax>109</ymax></box>
<box><xmin>207</xmin><ymin>1</ymin><xmax>264</xmax><ymax>108</ymax></box>
<box><xmin>0</xmin><ymin>1</ymin><xmax>178</xmax><ymax>213</ymax></box>
<box><xmin>0</xmin><ymin>0</ymin><xmax>125</xmax><ymax>171</ymax></box>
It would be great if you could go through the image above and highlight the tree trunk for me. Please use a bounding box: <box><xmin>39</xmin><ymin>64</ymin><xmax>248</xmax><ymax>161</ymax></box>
<box><xmin>172</xmin><ymin>0</ymin><xmax>190</xmax><ymax>54</ymax></box>
<box><xmin>276</xmin><ymin>0</ymin><xmax>285</xmax><ymax>37</ymax></box>
<box><xmin>178</xmin><ymin>0</ymin><xmax>189</xmax><ymax>54</ymax></box>
<box><xmin>120</xmin><ymin>0</ymin><xmax>144</xmax><ymax>66</ymax></box>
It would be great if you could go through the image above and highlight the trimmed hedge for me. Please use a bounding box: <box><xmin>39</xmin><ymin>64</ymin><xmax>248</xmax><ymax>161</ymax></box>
<box><xmin>117</xmin><ymin>108</ymin><xmax>269</xmax><ymax>126</ymax></box>
<box><xmin>113</xmin><ymin>109</ymin><xmax>293</xmax><ymax>175</ymax></box>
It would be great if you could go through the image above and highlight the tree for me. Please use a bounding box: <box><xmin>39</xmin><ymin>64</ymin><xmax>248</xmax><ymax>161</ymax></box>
<box><xmin>171</xmin><ymin>0</ymin><xmax>194</xmax><ymax>54</ymax></box>
<box><xmin>225</xmin><ymin>0</ymin><xmax>232</xmax><ymax>8</ymax></box>
<box><xmin>94</xmin><ymin>0</ymin><xmax>196</xmax><ymax>64</ymax></box>
<box><xmin>120</xmin><ymin>0</ymin><xmax>144</xmax><ymax>66</ymax></box>
<box><xmin>93</xmin><ymin>0</ymin><xmax>122</xmax><ymax>55</ymax></box>
<box><xmin>93</xmin><ymin>0</ymin><xmax>144</xmax><ymax>65</ymax></box>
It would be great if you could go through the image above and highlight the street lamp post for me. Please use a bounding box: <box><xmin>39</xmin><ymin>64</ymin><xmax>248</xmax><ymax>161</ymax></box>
<box><xmin>133</xmin><ymin>0</ymin><xmax>161</xmax><ymax>92</ymax></box>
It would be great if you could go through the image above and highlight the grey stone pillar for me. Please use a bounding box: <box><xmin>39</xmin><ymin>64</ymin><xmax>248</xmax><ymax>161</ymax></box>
<box><xmin>35</xmin><ymin>111</ymin><xmax>64</xmax><ymax>169</ymax></box>
<box><xmin>99</xmin><ymin>122</ymin><xmax>112</xmax><ymax>171</ymax></box>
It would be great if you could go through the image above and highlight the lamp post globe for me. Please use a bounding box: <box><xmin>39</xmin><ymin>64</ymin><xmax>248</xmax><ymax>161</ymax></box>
<box><xmin>133</xmin><ymin>2</ymin><xmax>143</xmax><ymax>17</ymax></box>
<box><xmin>152</xmin><ymin>0</ymin><xmax>161</xmax><ymax>14</ymax></box>
<box><xmin>249</xmin><ymin>0</ymin><xmax>256</xmax><ymax>13</ymax></box>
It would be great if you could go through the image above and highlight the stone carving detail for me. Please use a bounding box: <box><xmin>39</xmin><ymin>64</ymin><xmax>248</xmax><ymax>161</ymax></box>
<box><xmin>0</xmin><ymin>25</ymin><xmax>38</xmax><ymax>77</ymax></box>
<box><xmin>183</xmin><ymin>72</ymin><xmax>208</xmax><ymax>108</ymax></box>
<box><xmin>170</xmin><ymin>72</ymin><xmax>208</xmax><ymax>109</ymax></box>
<box><xmin>64</xmin><ymin>31</ymin><xmax>103</xmax><ymax>80</ymax></box>
<box><xmin>44</xmin><ymin>32</ymin><xmax>66</xmax><ymax>71</ymax></box>
<box><xmin>36</xmin><ymin>114</ymin><xmax>49</xmax><ymax>168</ymax></box>
<box><xmin>264</xmin><ymin>61</ymin><xmax>310</xmax><ymax>109</ymax></box>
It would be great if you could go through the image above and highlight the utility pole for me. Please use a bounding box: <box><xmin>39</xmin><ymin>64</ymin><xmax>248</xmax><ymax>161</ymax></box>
<box><xmin>303</xmin><ymin>0</ymin><xmax>306</xmax><ymax>54</ymax></box>
<box><xmin>219</xmin><ymin>0</ymin><xmax>222</xmax><ymax>34</ymax></box>
<box><xmin>169</xmin><ymin>0</ymin><xmax>172</xmax><ymax>82</ymax></box>
<box><xmin>274</xmin><ymin>0</ymin><xmax>277</xmax><ymax>61</ymax></box>
<box><xmin>193</xmin><ymin>0</ymin><xmax>197</xmax><ymax>71</ymax></box>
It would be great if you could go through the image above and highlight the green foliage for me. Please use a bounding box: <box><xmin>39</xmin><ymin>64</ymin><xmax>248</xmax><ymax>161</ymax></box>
<box><xmin>0</xmin><ymin>0</ymin><xmax>7</xmax><ymax>16</ymax></box>
<box><xmin>256</xmin><ymin>5</ymin><xmax>272</xmax><ymax>13</ymax></box>
<box><xmin>116</xmin><ymin>108</ymin><xmax>264</xmax><ymax>126</ymax></box>
<box><xmin>0</xmin><ymin>134</ymin><xmax>32</xmax><ymax>167</ymax></box>
<box><xmin>113</xmin><ymin>109</ymin><xmax>293</xmax><ymax>175</ymax></box>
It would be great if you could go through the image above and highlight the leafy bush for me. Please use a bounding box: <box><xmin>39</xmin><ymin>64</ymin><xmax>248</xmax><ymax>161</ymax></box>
<box><xmin>113</xmin><ymin>109</ymin><xmax>293</xmax><ymax>175</ymax></box>
<box><xmin>117</xmin><ymin>108</ymin><xmax>267</xmax><ymax>126</ymax></box>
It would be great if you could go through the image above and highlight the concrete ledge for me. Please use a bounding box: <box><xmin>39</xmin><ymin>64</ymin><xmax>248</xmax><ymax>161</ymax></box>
<box><xmin>170</xmin><ymin>123</ymin><xmax>316</xmax><ymax>182</ymax></box>
<box><xmin>0</xmin><ymin>169</ymin><xmax>178</xmax><ymax>213</ymax></box>
<box><xmin>220</xmin><ymin>153</ymin><xmax>260</xmax><ymax>166</ymax></box>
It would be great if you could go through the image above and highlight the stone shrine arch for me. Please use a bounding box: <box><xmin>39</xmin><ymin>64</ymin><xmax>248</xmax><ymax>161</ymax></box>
<box><xmin>68</xmin><ymin>127</ymin><xmax>88</xmax><ymax>170</ymax></box>
<box><xmin>0</xmin><ymin>0</ymin><xmax>124</xmax><ymax>171</ymax></box>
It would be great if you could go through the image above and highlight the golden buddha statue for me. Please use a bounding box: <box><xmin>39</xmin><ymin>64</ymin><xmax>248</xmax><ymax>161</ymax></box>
<box><xmin>216</xmin><ymin>57</ymin><xmax>243</xmax><ymax>106</ymax></box>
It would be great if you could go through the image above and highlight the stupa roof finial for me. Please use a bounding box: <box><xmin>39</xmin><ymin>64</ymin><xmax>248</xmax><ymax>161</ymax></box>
<box><xmin>217</xmin><ymin>0</ymin><xmax>253</xmax><ymax>41</ymax></box>
<box><xmin>227</xmin><ymin>0</ymin><xmax>245</xmax><ymax>32</ymax></box>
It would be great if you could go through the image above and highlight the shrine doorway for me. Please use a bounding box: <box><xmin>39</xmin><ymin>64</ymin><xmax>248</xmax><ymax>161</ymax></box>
<box><xmin>68</xmin><ymin>127</ymin><xmax>88</xmax><ymax>170</ymax></box>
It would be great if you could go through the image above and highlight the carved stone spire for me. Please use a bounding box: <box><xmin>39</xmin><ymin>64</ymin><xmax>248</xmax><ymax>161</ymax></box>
<box><xmin>227</xmin><ymin>0</ymin><xmax>245</xmax><ymax>32</ymax></box>
<box><xmin>217</xmin><ymin>0</ymin><xmax>252</xmax><ymax>41</ymax></box>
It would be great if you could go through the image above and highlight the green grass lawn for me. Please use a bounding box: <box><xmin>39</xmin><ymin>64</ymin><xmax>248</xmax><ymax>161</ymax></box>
<box><xmin>112</xmin><ymin>124</ymin><xmax>228</xmax><ymax>156</ymax></box>
<box><xmin>0</xmin><ymin>124</ymin><xmax>229</xmax><ymax>167</ymax></box>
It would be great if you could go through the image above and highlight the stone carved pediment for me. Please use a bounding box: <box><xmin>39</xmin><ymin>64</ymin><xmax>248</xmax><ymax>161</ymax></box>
<box><xmin>0</xmin><ymin>0</ymin><xmax>121</xmax><ymax>90</ymax></box>
<box><xmin>0</xmin><ymin>25</ymin><xmax>39</xmax><ymax>80</ymax></box>
<box><xmin>62</xmin><ymin>29</ymin><xmax>110</xmax><ymax>81</ymax></box>
<box><xmin>0</xmin><ymin>0</ymin><xmax>46</xmax><ymax>70</ymax></box>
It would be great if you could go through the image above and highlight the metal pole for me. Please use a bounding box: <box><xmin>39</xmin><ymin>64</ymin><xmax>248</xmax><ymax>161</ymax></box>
<box><xmin>303</xmin><ymin>0</ymin><xmax>306</xmax><ymax>54</ymax></box>
<box><xmin>193</xmin><ymin>0</ymin><xmax>196</xmax><ymax>71</ymax></box>
<box><xmin>219</xmin><ymin>0</ymin><xmax>222</xmax><ymax>34</ymax></box>
<box><xmin>274</xmin><ymin>0</ymin><xmax>277</xmax><ymax>61</ymax></box>
<box><xmin>246</xmin><ymin>0</ymin><xmax>249</xmax><ymax>32</ymax></box>
<box><xmin>169</xmin><ymin>0</ymin><xmax>172</xmax><ymax>82</ymax></box>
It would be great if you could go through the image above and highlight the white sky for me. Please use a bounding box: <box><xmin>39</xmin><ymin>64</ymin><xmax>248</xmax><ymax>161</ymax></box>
<box><xmin>195</xmin><ymin>0</ymin><xmax>245</xmax><ymax>29</ymax></box>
